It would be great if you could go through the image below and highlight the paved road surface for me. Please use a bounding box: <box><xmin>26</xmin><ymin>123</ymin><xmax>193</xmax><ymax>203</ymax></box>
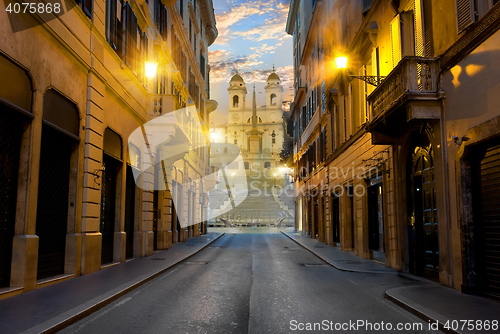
<box><xmin>61</xmin><ymin>232</ymin><xmax>439</xmax><ymax>334</ymax></box>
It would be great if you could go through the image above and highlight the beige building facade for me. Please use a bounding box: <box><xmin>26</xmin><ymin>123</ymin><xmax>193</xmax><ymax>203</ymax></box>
<box><xmin>0</xmin><ymin>0</ymin><xmax>218</xmax><ymax>298</ymax></box>
<box><xmin>287</xmin><ymin>0</ymin><xmax>500</xmax><ymax>299</ymax></box>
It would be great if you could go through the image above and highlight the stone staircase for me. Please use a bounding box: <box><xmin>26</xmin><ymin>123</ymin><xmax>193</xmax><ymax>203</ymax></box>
<box><xmin>208</xmin><ymin>176</ymin><xmax>294</xmax><ymax>226</ymax></box>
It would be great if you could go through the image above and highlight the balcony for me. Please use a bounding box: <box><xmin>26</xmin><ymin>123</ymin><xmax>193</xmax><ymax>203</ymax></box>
<box><xmin>367</xmin><ymin>57</ymin><xmax>442</xmax><ymax>142</ymax></box>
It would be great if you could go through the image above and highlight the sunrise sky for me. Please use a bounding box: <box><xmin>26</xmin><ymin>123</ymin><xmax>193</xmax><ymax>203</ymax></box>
<box><xmin>208</xmin><ymin>0</ymin><xmax>293</xmax><ymax>126</ymax></box>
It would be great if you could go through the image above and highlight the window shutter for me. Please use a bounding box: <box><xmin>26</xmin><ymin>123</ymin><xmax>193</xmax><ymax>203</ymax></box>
<box><xmin>390</xmin><ymin>14</ymin><xmax>402</xmax><ymax>68</ymax></box>
<box><xmin>339</xmin><ymin>95</ymin><xmax>345</xmax><ymax>143</ymax></box>
<box><xmin>414</xmin><ymin>0</ymin><xmax>425</xmax><ymax>57</ymax></box>
<box><xmin>362</xmin><ymin>0</ymin><xmax>373</xmax><ymax>13</ymax></box>
<box><xmin>359</xmin><ymin>66</ymin><xmax>368</xmax><ymax>124</ymax></box>
<box><xmin>346</xmin><ymin>84</ymin><xmax>352</xmax><ymax>138</ymax></box>
<box><xmin>326</xmin><ymin>113</ymin><xmax>332</xmax><ymax>155</ymax></box>
<box><xmin>456</xmin><ymin>0</ymin><xmax>475</xmax><ymax>33</ymax></box>
<box><xmin>341</xmin><ymin>5</ymin><xmax>349</xmax><ymax>48</ymax></box>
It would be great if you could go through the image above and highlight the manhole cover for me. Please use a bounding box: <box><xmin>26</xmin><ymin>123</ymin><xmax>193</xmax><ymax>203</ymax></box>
<box><xmin>298</xmin><ymin>263</ymin><xmax>325</xmax><ymax>267</ymax></box>
<box><xmin>315</xmin><ymin>246</ymin><xmax>325</xmax><ymax>248</ymax></box>
<box><xmin>151</xmin><ymin>258</ymin><xmax>167</xmax><ymax>261</ymax></box>
<box><xmin>184</xmin><ymin>261</ymin><xmax>209</xmax><ymax>265</ymax></box>
<box><xmin>184</xmin><ymin>244</ymin><xmax>196</xmax><ymax>246</ymax></box>
<box><xmin>208</xmin><ymin>246</ymin><xmax>226</xmax><ymax>248</ymax></box>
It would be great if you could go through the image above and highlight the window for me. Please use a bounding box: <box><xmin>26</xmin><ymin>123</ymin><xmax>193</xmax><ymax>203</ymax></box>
<box><xmin>106</xmin><ymin>2</ymin><xmax>148</xmax><ymax>79</ymax></box>
<box><xmin>155</xmin><ymin>0</ymin><xmax>168</xmax><ymax>40</ymax></box>
<box><xmin>247</xmin><ymin>116</ymin><xmax>263</xmax><ymax>123</ymax></box>
<box><xmin>76</xmin><ymin>0</ymin><xmax>93</xmax><ymax>18</ymax></box>
<box><xmin>265</xmin><ymin>162</ymin><xmax>271</xmax><ymax>169</ymax></box>
<box><xmin>234</xmin><ymin>139</ymin><xmax>237</xmax><ymax>145</ymax></box>
<box><xmin>359</xmin><ymin>65</ymin><xmax>369</xmax><ymax>124</ymax></box>
<box><xmin>105</xmin><ymin>0</ymin><xmax>121</xmax><ymax>50</ymax></box>
<box><xmin>233</xmin><ymin>95</ymin><xmax>239</xmax><ymax>107</ymax></box>
<box><xmin>456</xmin><ymin>0</ymin><xmax>500</xmax><ymax>33</ymax></box>
<box><xmin>244</xmin><ymin>162</ymin><xmax>249</xmax><ymax>169</ymax></box>
<box><xmin>341</xmin><ymin>5</ymin><xmax>349</xmax><ymax>48</ymax></box>
<box><xmin>270</xmin><ymin>93</ymin><xmax>276</xmax><ymax>106</ymax></box>
<box><xmin>390</xmin><ymin>14</ymin><xmax>402</xmax><ymax>68</ymax></box>
<box><xmin>200</xmin><ymin>54</ymin><xmax>205</xmax><ymax>79</ymax></box>
<box><xmin>179</xmin><ymin>0</ymin><xmax>183</xmax><ymax>18</ymax></box>
<box><xmin>362</xmin><ymin>0</ymin><xmax>373</xmax><ymax>13</ymax></box>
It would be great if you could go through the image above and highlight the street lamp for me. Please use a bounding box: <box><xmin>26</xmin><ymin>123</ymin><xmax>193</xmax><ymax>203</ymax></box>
<box><xmin>145</xmin><ymin>61</ymin><xmax>158</xmax><ymax>79</ymax></box>
<box><xmin>335</xmin><ymin>56</ymin><xmax>348</xmax><ymax>69</ymax></box>
<box><xmin>335</xmin><ymin>56</ymin><xmax>385</xmax><ymax>86</ymax></box>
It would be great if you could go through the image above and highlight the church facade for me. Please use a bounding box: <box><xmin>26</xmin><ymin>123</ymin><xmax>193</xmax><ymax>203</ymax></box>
<box><xmin>215</xmin><ymin>71</ymin><xmax>286</xmax><ymax>172</ymax></box>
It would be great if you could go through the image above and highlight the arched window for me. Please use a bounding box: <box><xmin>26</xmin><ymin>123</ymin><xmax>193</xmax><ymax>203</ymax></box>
<box><xmin>247</xmin><ymin>116</ymin><xmax>263</xmax><ymax>123</ymax></box>
<box><xmin>233</xmin><ymin>95</ymin><xmax>239</xmax><ymax>107</ymax></box>
<box><xmin>270</xmin><ymin>93</ymin><xmax>276</xmax><ymax>106</ymax></box>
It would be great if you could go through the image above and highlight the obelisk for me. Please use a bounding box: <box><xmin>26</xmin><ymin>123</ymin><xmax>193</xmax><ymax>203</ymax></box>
<box><xmin>249</xmin><ymin>85</ymin><xmax>260</xmax><ymax>154</ymax></box>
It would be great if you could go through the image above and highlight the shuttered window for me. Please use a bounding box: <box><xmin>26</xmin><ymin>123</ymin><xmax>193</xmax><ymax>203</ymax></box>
<box><xmin>456</xmin><ymin>0</ymin><xmax>475</xmax><ymax>33</ymax></box>
<box><xmin>339</xmin><ymin>95</ymin><xmax>346</xmax><ymax>143</ymax></box>
<box><xmin>346</xmin><ymin>84</ymin><xmax>352</xmax><ymax>138</ymax></box>
<box><xmin>456</xmin><ymin>0</ymin><xmax>474</xmax><ymax>33</ymax></box>
<box><xmin>414</xmin><ymin>0</ymin><xmax>425</xmax><ymax>57</ymax></box>
<box><xmin>390</xmin><ymin>14</ymin><xmax>402</xmax><ymax>68</ymax></box>
<box><xmin>341</xmin><ymin>5</ymin><xmax>349</xmax><ymax>48</ymax></box>
<box><xmin>359</xmin><ymin>66</ymin><xmax>369</xmax><ymax>124</ymax></box>
<box><xmin>155</xmin><ymin>0</ymin><xmax>168</xmax><ymax>40</ymax></box>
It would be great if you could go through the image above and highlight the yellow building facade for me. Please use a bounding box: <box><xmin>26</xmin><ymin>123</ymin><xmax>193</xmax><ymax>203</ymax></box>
<box><xmin>0</xmin><ymin>0</ymin><xmax>218</xmax><ymax>298</ymax></box>
<box><xmin>287</xmin><ymin>0</ymin><xmax>500</xmax><ymax>298</ymax></box>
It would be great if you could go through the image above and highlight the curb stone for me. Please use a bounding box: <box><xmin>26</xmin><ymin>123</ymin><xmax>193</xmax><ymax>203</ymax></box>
<box><xmin>20</xmin><ymin>233</ymin><xmax>225</xmax><ymax>334</ymax></box>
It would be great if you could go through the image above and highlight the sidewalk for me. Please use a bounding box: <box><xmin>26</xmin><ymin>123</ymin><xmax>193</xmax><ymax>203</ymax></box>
<box><xmin>0</xmin><ymin>232</ymin><xmax>224</xmax><ymax>334</ymax></box>
<box><xmin>283</xmin><ymin>231</ymin><xmax>500</xmax><ymax>334</ymax></box>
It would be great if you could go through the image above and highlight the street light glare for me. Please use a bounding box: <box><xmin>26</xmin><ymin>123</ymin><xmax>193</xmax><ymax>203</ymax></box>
<box><xmin>145</xmin><ymin>61</ymin><xmax>158</xmax><ymax>79</ymax></box>
<box><xmin>335</xmin><ymin>56</ymin><xmax>348</xmax><ymax>69</ymax></box>
<box><xmin>210</xmin><ymin>131</ymin><xmax>219</xmax><ymax>142</ymax></box>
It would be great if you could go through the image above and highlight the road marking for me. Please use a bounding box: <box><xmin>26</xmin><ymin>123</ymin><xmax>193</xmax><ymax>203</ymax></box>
<box><xmin>348</xmin><ymin>279</ymin><xmax>357</xmax><ymax>284</ymax></box>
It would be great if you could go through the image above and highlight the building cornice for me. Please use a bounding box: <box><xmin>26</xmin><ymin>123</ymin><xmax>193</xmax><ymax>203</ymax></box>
<box><xmin>199</xmin><ymin>0</ymin><xmax>218</xmax><ymax>46</ymax></box>
<box><xmin>286</xmin><ymin>0</ymin><xmax>300</xmax><ymax>35</ymax></box>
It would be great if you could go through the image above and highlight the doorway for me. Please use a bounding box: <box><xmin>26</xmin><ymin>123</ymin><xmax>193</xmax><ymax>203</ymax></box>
<box><xmin>100</xmin><ymin>154</ymin><xmax>119</xmax><ymax>265</ymax></box>
<box><xmin>407</xmin><ymin>134</ymin><xmax>438</xmax><ymax>281</ymax></box>
<box><xmin>330</xmin><ymin>196</ymin><xmax>340</xmax><ymax>244</ymax></box>
<box><xmin>0</xmin><ymin>107</ymin><xmax>25</xmax><ymax>287</ymax></box>
<box><xmin>36</xmin><ymin>125</ymin><xmax>73</xmax><ymax>279</ymax></box>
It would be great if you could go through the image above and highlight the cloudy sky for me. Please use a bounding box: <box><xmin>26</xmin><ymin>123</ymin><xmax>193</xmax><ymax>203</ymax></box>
<box><xmin>209</xmin><ymin>0</ymin><xmax>293</xmax><ymax>126</ymax></box>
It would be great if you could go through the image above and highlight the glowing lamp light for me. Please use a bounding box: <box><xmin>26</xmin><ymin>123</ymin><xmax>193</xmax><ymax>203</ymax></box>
<box><xmin>335</xmin><ymin>56</ymin><xmax>348</xmax><ymax>69</ymax></box>
<box><xmin>210</xmin><ymin>132</ymin><xmax>219</xmax><ymax>142</ymax></box>
<box><xmin>145</xmin><ymin>61</ymin><xmax>158</xmax><ymax>79</ymax></box>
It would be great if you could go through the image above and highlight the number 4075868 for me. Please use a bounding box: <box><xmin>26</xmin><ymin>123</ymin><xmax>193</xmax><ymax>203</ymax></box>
<box><xmin>6</xmin><ymin>2</ymin><xmax>61</xmax><ymax>14</ymax></box>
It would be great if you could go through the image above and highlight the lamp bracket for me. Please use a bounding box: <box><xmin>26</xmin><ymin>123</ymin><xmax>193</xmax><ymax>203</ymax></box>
<box><xmin>349</xmin><ymin>75</ymin><xmax>386</xmax><ymax>86</ymax></box>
